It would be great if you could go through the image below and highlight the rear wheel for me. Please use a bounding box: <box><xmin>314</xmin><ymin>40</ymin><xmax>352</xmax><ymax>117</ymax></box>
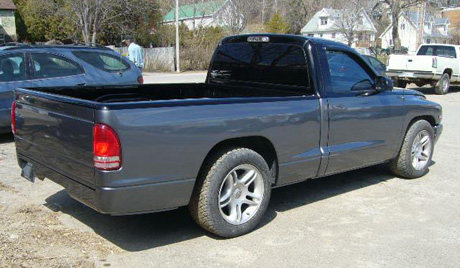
<box><xmin>390</xmin><ymin>120</ymin><xmax>434</xmax><ymax>179</ymax></box>
<box><xmin>189</xmin><ymin>148</ymin><xmax>272</xmax><ymax>238</ymax></box>
<box><xmin>396</xmin><ymin>80</ymin><xmax>407</xmax><ymax>88</ymax></box>
<box><xmin>435</xmin><ymin>73</ymin><xmax>450</xmax><ymax>95</ymax></box>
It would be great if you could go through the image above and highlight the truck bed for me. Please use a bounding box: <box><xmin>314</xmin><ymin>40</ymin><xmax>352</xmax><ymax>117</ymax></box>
<box><xmin>31</xmin><ymin>83</ymin><xmax>307</xmax><ymax>104</ymax></box>
<box><xmin>14</xmin><ymin>82</ymin><xmax>318</xmax><ymax>214</ymax></box>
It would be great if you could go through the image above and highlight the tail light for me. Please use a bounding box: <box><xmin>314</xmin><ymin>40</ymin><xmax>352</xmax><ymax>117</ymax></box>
<box><xmin>138</xmin><ymin>75</ymin><xmax>144</xmax><ymax>84</ymax></box>
<box><xmin>11</xmin><ymin>101</ymin><xmax>16</xmax><ymax>135</ymax></box>
<box><xmin>93</xmin><ymin>124</ymin><xmax>121</xmax><ymax>170</ymax></box>
<box><xmin>432</xmin><ymin>57</ymin><xmax>437</xmax><ymax>68</ymax></box>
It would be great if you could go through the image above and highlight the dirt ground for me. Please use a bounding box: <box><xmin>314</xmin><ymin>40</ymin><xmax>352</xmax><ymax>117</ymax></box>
<box><xmin>0</xmin><ymin>84</ymin><xmax>459</xmax><ymax>268</ymax></box>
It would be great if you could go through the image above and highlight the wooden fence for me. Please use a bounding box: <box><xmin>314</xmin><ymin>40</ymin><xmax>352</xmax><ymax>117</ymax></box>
<box><xmin>113</xmin><ymin>47</ymin><xmax>175</xmax><ymax>72</ymax></box>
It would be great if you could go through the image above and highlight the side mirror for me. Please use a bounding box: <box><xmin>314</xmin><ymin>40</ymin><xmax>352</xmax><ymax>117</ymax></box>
<box><xmin>375</xmin><ymin>76</ymin><xmax>393</xmax><ymax>92</ymax></box>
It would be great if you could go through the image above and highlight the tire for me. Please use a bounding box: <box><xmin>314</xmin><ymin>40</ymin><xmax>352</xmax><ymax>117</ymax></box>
<box><xmin>189</xmin><ymin>148</ymin><xmax>272</xmax><ymax>238</ymax></box>
<box><xmin>390</xmin><ymin>120</ymin><xmax>435</xmax><ymax>179</ymax></box>
<box><xmin>435</xmin><ymin>73</ymin><xmax>450</xmax><ymax>95</ymax></box>
<box><xmin>396</xmin><ymin>80</ymin><xmax>407</xmax><ymax>88</ymax></box>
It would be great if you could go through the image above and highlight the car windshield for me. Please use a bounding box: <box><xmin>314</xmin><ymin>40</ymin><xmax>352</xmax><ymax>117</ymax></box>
<box><xmin>417</xmin><ymin>45</ymin><xmax>457</xmax><ymax>58</ymax></box>
<box><xmin>72</xmin><ymin>51</ymin><xmax>130</xmax><ymax>72</ymax></box>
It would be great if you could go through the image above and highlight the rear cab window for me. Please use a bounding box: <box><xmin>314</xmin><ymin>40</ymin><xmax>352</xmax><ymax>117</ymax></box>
<box><xmin>417</xmin><ymin>45</ymin><xmax>457</xmax><ymax>58</ymax></box>
<box><xmin>209</xmin><ymin>40</ymin><xmax>312</xmax><ymax>95</ymax></box>
<box><xmin>72</xmin><ymin>51</ymin><xmax>130</xmax><ymax>73</ymax></box>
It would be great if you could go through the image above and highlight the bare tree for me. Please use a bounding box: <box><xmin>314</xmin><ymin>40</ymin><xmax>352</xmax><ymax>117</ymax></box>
<box><xmin>334</xmin><ymin>1</ymin><xmax>366</xmax><ymax>47</ymax></box>
<box><xmin>65</xmin><ymin>0</ymin><xmax>123</xmax><ymax>44</ymax></box>
<box><xmin>220</xmin><ymin>0</ymin><xmax>250</xmax><ymax>34</ymax></box>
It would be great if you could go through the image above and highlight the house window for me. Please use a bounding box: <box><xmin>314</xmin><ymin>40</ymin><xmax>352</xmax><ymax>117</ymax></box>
<box><xmin>320</xmin><ymin>17</ymin><xmax>328</xmax><ymax>25</ymax></box>
<box><xmin>332</xmin><ymin>32</ymin><xmax>336</xmax><ymax>38</ymax></box>
<box><xmin>358</xmin><ymin>33</ymin><xmax>363</xmax><ymax>41</ymax></box>
<box><xmin>319</xmin><ymin>34</ymin><xmax>323</xmax><ymax>38</ymax></box>
<box><xmin>308</xmin><ymin>34</ymin><xmax>314</xmax><ymax>37</ymax></box>
<box><xmin>0</xmin><ymin>34</ymin><xmax>4</xmax><ymax>44</ymax></box>
<box><xmin>390</xmin><ymin>39</ymin><xmax>393</xmax><ymax>46</ymax></box>
<box><xmin>400</xmin><ymin>23</ymin><xmax>405</xmax><ymax>30</ymax></box>
<box><xmin>426</xmin><ymin>39</ymin><xmax>431</xmax><ymax>44</ymax></box>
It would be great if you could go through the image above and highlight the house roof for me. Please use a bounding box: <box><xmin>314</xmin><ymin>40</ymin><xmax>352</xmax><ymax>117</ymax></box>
<box><xmin>163</xmin><ymin>0</ymin><xmax>227</xmax><ymax>22</ymax></box>
<box><xmin>0</xmin><ymin>0</ymin><xmax>16</xmax><ymax>10</ymax></box>
<box><xmin>300</xmin><ymin>8</ymin><xmax>377</xmax><ymax>34</ymax></box>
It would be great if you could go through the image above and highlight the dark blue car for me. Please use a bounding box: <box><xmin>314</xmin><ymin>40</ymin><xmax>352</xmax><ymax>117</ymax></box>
<box><xmin>0</xmin><ymin>45</ymin><xmax>143</xmax><ymax>133</ymax></box>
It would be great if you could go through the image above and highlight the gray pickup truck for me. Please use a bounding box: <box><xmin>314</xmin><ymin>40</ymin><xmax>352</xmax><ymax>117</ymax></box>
<box><xmin>13</xmin><ymin>35</ymin><xmax>443</xmax><ymax>238</ymax></box>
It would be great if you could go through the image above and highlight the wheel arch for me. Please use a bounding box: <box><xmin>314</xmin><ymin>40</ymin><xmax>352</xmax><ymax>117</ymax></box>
<box><xmin>408</xmin><ymin>115</ymin><xmax>436</xmax><ymax>128</ymax></box>
<box><xmin>393</xmin><ymin>115</ymin><xmax>436</xmax><ymax>159</ymax></box>
<box><xmin>197</xmin><ymin>136</ymin><xmax>279</xmax><ymax>185</ymax></box>
<box><xmin>443</xmin><ymin>68</ymin><xmax>453</xmax><ymax>78</ymax></box>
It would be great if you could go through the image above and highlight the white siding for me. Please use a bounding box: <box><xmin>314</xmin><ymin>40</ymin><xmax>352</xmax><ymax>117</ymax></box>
<box><xmin>381</xmin><ymin>15</ymin><xmax>419</xmax><ymax>52</ymax></box>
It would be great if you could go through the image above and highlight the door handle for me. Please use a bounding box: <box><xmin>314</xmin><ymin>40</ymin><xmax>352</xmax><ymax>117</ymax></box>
<box><xmin>408</xmin><ymin>59</ymin><xmax>413</xmax><ymax>62</ymax></box>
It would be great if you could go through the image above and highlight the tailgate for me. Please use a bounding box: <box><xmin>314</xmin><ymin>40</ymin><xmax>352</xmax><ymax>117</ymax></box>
<box><xmin>14</xmin><ymin>89</ymin><xmax>95</xmax><ymax>187</ymax></box>
<box><xmin>405</xmin><ymin>56</ymin><xmax>434</xmax><ymax>72</ymax></box>
<box><xmin>388</xmin><ymin>55</ymin><xmax>409</xmax><ymax>70</ymax></box>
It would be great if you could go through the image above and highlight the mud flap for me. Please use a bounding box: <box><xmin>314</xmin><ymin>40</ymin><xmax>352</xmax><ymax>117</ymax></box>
<box><xmin>21</xmin><ymin>162</ymin><xmax>35</xmax><ymax>183</ymax></box>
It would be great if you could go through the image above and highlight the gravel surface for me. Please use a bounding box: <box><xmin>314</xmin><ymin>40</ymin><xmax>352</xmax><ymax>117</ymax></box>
<box><xmin>0</xmin><ymin>84</ymin><xmax>459</xmax><ymax>268</ymax></box>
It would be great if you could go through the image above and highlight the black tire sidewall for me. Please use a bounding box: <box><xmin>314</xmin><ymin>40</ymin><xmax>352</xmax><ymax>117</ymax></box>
<box><xmin>205</xmin><ymin>149</ymin><xmax>272</xmax><ymax>238</ymax></box>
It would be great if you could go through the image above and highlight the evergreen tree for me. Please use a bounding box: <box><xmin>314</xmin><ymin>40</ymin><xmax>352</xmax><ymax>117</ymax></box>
<box><xmin>265</xmin><ymin>13</ymin><xmax>290</xmax><ymax>34</ymax></box>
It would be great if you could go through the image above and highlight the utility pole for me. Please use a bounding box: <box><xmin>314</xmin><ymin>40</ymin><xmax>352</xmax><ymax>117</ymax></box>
<box><xmin>175</xmin><ymin>0</ymin><xmax>180</xmax><ymax>73</ymax></box>
<box><xmin>416</xmin><ymin>2</ymin><xmax>426</xmax><ymax>49</ymax></box>
<box><xmin>262</xmin><ymin>0</ymin><xmax>265</xmax><ymax>24</ymax></box>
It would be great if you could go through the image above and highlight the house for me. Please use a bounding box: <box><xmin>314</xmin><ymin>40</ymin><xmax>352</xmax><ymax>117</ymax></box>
<box><xmin>163</xmin><ymin>0</ymin><xmax>241</xmax><ymax>30</ymax></box>
<box><xmin>0</xmin><ymin>0</ymin><xmax>16</xmax><ymax>44</ymax></box>
<box><xmin>380</xmin><ymin>11</ymin><xmax>451</xmax><ymax>52</ymax></box>
<box><xmin>441</xmin><ymin>7</ymin><xmax>460</xmax><ymax>33</ymax></box>
<box><xmin>300</xmin><ymin>8</ymin><xmax>377</xmax><ymax>48</ymax></box>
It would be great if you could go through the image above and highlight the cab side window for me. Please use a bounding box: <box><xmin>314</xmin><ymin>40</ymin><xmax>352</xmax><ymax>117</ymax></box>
<box><xmin>0</xmin><ymin>53</ymin><xmax>26</xmax><ymax>83</ymax></box>
<box><xmin>31</xmin><ymin>53</ymin><xmax>83</xmax><ymax>79</ymax></box>
<box><xmin>326</xmin><ymin>50</ymin><xmax>373</xmax><ymax>94</ymax></box>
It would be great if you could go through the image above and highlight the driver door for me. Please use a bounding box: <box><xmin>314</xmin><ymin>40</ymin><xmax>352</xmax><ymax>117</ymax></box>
<box><xmin>323</xmin><ymin>49</ymin><xmax>405</xmax><ymax>176</ymax></box>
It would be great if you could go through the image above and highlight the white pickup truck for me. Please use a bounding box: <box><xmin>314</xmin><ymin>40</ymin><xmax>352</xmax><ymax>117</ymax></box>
<box><xmin>386</xmin><ymin>44</ymin><xmax>460</xmax><ymax>94</ymax></box>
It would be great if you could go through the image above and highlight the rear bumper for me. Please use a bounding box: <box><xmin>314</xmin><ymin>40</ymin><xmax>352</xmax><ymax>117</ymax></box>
<box><xmin>17</xmin><ymin>153</ymin><xmax>195</xmax><ymax>215</ymax></box>
<box><xmin>386</xmin><ymin>70</ymin><xmax>441</xmax><ymax>81</ymax></box>
<box><xmin>434</xmin><ymin>124</ymin><xmax>443</xmax><ymax>144</ymax></box>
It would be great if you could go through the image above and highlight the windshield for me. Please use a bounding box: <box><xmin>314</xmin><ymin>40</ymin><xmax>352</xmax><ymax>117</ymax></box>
<box><xmin>417</xmin><ymin>45</ymin><xmax>457</xmax><ymax>58</ymax></box>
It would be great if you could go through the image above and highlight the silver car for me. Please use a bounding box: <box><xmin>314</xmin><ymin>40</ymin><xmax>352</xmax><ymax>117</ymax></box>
<box><xmin>0</xmin><ymin>44</ymin><xmax>143</xmax><ymax>133</ymax></box>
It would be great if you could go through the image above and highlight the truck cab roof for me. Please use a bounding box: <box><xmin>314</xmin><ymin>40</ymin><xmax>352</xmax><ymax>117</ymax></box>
<box><xmin>221</xmin><ymin>34</ymin><xmax>354</xmax><ymax>50</ymax></box>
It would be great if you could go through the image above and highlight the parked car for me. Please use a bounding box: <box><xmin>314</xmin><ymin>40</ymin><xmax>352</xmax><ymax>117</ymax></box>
<box><xmin>13</xmin><ymin>35</ymin><xmax>443</xmax><ymax>238</ymax></box>
<box><xmin>363</xmin><ymin>55</ymin><xmax>387</xmax><ymax>75</ymax></box>
<box><xmin>386</xmin><ymin>44</ymin><xmax>460</xmax><ymax>94</ymax></box>
<box><xmin>0</xmin><ymin>44</ymin><xmax>143</xmax><ymax>133</ymax></box>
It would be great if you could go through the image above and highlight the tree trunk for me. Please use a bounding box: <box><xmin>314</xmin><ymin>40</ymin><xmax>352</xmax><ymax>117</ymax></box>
<box><xmin>391</xmin><ymin>10</ymin><xmax>401</xmax><ymax>49</ymax></box>
<box><xmin>92</xmin><ymin>31</ymin><xmax>97</xmax><ymax>44</ymax></box>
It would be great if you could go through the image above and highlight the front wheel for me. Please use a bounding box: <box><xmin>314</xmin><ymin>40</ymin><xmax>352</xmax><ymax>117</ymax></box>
<box><xmin>189</xmin><ymin>148</ymin><xmax>272</xmax><ymax>238</ymax></box>
<box><xmin>390</xmin><ymin>120</ymin><xmax>434</xmax><ymax>179</ymax></box>
<box><xmin>435</xmin><ymin>73</ymin><xmax>450</xmax><ymax>95</ymax></box>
